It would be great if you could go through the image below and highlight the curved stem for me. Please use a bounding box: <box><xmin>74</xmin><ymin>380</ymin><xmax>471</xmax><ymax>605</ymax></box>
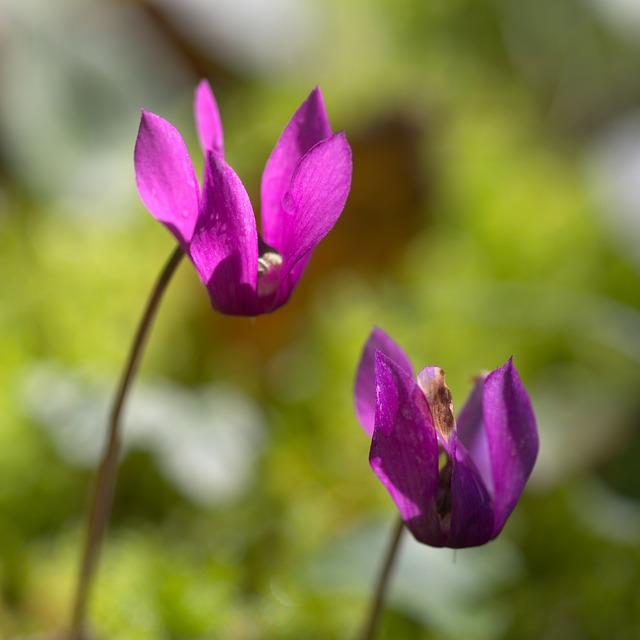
<box><xmin>358</xmin><ymin>516</ymin><xmax>405</xmax><ymax>640</ymax></box>
<box><xmin>69</xmin><ymin>245</ymin><xmax>184</xmax><ymax>640</ymax></box>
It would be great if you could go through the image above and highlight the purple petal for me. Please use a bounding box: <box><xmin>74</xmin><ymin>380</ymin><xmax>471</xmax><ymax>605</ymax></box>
<box><xmin>134</xmin><ymin>110</ymin><xmax>200</xmax><ymax>245</ymax></box>
<box><xmin>261</xmin><ymin>132</ymin><xmax>352</xmax><ymax>309</ymax></box>
<box><xmin>456</xmin><ymin>374</ymin><xmax>493</xmax><ymax>495</ymax></box>
<box><xmin>189</xmin><ymin>152</ymin><xmax>259</xmax><ymax>316</ymax></box>
<box><xmin>482</xmin><ymin>358</ymin><xmax>538</xmax><ymax>536</ymax></box>
<box><xmin>278</xmin><ymin>132</ymin><xmax>352</xmax><ymax>275</ymax></box>
<box><xmin>370</xmin><ymin>352</ymin><xmax>444</xmax><ymax>546</ymax></box>
<box><xmin>261</xmin><ymin>87</ymin><xmax>332</xmax><ymax>253</ymax></box>
<box><xmin>354</xmin><ymin>328</ymin><xmax>414</xmax><ymax>437</ymax></box>
<box><xmin>194</xmin><ymin>79</ymin><xmax>224</xmax><ymax>157</ymax></box>
<box><xmin>447</xmin><ymin>440</ymin><xmax>495</xmax><ymax>547</ymax></box>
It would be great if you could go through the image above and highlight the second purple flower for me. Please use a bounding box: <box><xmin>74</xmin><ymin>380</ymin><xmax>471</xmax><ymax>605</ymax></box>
<box><xmin>134</xmin><ymin>81</ymin><xmax>352</xmax><ymax>316</ymax></box>
<box><xmin>355</xmin><ymin>328</ymin><xmax>539</xmax><ymax>549</ymax></box>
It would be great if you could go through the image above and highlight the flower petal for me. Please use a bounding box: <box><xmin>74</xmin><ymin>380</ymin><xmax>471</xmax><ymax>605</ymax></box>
<box><xmin>456</xmin><ymin>374</ymin><xmax>493</xmax><ymax>494</ymax></box>
<box><xmin>482</xmin><ymin>358</ymin><xmax>538</xmax><ymax>536</ymax></box>
<box><xmin>260</xmin><ymin>132</ymin><xmax>352</xmax><ymax>308</ymax></box>
<box><xmin>354</xmin><ymin>328</ymin><xmax>414</xmax><ymax>437</ymax></box>
<box><xmin>279</xmin><ymin>132</ymin><xmax>352</xmax><ymax>273</ymax></box>
<box><xmin>134</xmin><ymin>110</ymin><xmax>200</xmax><ymax>245</ymax></box>
<box><xmin>194</xmin><ymin>79</ymin><xmax>224</xmax><ymax>157</ymax></box>
<box><xmin>261</xmin><ymin>87</ymin><xmax>332</xmax><ymax>253</ymax></box>
<box><xmin>370</xmin><ymin>352</ymin><xmax>444</xmax><ymax>546</ymax></box>
<box><xmin>189</xmin><ymin>151</ymin><xmax>259</xmax><ymax>316</ymax></box>
<box><xmin>447</xmin><ymin>440</ymin><xmax>495</xmax><ymax>547</ymax></box>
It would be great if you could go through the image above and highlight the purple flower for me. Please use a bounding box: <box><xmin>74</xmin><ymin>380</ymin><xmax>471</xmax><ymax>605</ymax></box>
<box><xmin>134</xmin><ymin>80</ymin><xmax>352</xmax><ymax>316</ymax></box>
<box><xmin>354</xmin><ymin>327</ymin><xmax>539</xmax><ymax>548</ymax></box>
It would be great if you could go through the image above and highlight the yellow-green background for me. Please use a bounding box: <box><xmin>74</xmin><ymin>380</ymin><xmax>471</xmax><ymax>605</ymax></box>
<box><xmin>1</xmin><ymin>0</ymin><xmax>640</xmax><ymax>637</ymax></box>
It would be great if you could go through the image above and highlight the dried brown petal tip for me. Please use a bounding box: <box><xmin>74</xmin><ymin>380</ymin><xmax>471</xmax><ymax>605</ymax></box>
<box><xmin>417</xmin><ymin>367</ymin><xmax>456</xmax><ymax>438</ymax></box>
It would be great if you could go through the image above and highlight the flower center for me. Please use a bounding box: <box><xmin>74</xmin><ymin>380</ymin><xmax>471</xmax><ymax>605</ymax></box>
<box><xmin>257</xmin><ymin>241</ymin><xmax>283</xmax><ymax>300</ymax></box>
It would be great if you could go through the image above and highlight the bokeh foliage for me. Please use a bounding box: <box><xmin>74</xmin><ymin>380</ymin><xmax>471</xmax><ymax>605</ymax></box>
<box><xmin>1</xmin><ymin>0</ymin><xmax>640</xmax><ymax>637</ymax></box>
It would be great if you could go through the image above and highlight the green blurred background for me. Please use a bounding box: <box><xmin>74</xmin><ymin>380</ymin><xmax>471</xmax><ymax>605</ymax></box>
<box><xmin>1</xmin><ymin>0</ymin><xmax>640</xmax><ymax>637</ymax></box>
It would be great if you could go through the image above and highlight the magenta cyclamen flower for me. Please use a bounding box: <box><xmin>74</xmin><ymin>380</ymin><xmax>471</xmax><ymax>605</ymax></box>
<box><xmin>134</xmin><ymin>80</ymin><xmax>352</xmax><ymax>316</ymax></box>
<box><xmin>355</xmin><ymin>328</ymin><xmax>538</xmax><ymax>548</ymax></box>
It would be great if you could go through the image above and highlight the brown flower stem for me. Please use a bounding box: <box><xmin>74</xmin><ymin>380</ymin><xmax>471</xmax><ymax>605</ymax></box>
<box><xmin>69</xmin><ymin>245</ymin><xmax>184</xmax><ymax>640</ymax></box>
<box><xmin>358</xmin><ymin>516</ymin><xmax>405</xmax><ymax>640</ymax></box>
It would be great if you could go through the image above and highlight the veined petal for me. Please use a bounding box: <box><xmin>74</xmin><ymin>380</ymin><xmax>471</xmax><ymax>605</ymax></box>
<box><xmin>447</xmin><ymin>440</ymin><xmax>495</xmax><ymax>547</ymax></box>
<box><xmin>355</xmin><ymin>328</ymin><xmax>414</xmax><ymax>437</ymax></box>
<box><xmin>189</xmin><ymin>152</ymin><xmax>259</xmax><ymax>316</ymax></box>
<box><xmin>279</xmin><ymin>132</ymin><xmax>352</xmax><ymax>275</ymax></box>
<box><xmin>261</xmin><ymin>87</ymin><xmax>332</xmax><ymax>253</ymax></box>
<box><xmin>194</xmin><ymin>79</ymin><xmax>224</xmax><ymax>157</ymax></box>
<box><xmin>370</xmin><ymin>352</ymin><xmax>443</xmax><ymax>547</ymax></box>
<box><xmin>134</xmin><ymin>110</ymin><xmax>200</xmax><ymax>245</ymax></box>
<box><xmin>482</xmin><ymin>358</ymin><xmax>538</xmax><ymax>536</ymax></box>
<box><xmin>456</xmin><ymin>374</ymin><xmax>493</xmax><ymax>495</ymax></box>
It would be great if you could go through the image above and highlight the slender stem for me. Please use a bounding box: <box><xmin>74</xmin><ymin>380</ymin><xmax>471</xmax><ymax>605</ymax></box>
<box><xmin>358</xmin><ymin>517</ymin><xmax>405</xmax><ymax>640</ymax></box>
<box><xmin>69</xmin><ymin>245</ymin><xmax>184</xmax><ymax>640</ymax></box>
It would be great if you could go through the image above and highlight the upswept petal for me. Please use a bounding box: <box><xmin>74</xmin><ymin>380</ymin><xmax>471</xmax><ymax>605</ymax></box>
<box><xmin>194</xmin><ymin>79</ymin><xmax>224</xmax><ymax>157</ymax></box>
<box><xmin>261</xmin><ymin>87</ymin><xmax>332</xmax><ymax>252</ymax></box>
<box><xmin>482</xmin><ymin>358</ymin><xmax>538</xmax><ymax>536</ymax></box>
<box><xmin>370</xmin><ymin>352</ymin><xmax>443</xmax><ymax>546</ymax></box>
<box><xmin>448</xmin><ymin>440</ymin><xmax>494</xmax><ymax>547</ymax></box>
<box><xmin>456</xmin><ymin>374</ymin><xmax>493</xmax><ymax>495</ymax></box>
<box><xmin>355</xmin><ymin>328</ymin><xmax>415</xmax><ymax>437</ymax></box>
<box><xmin>134</xmin><ymin>110</ymin><xmax>200</xmax><ymax>246</ymax></box>
<box><xmin>279</xmin><ymin>132</ymin><xmax>352</xmax><ymax>275</ymax></box>
<box><xmin>189</xmin><ymin>151</ymin><xmax>259</xmax><ymax>316</ymax></box>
